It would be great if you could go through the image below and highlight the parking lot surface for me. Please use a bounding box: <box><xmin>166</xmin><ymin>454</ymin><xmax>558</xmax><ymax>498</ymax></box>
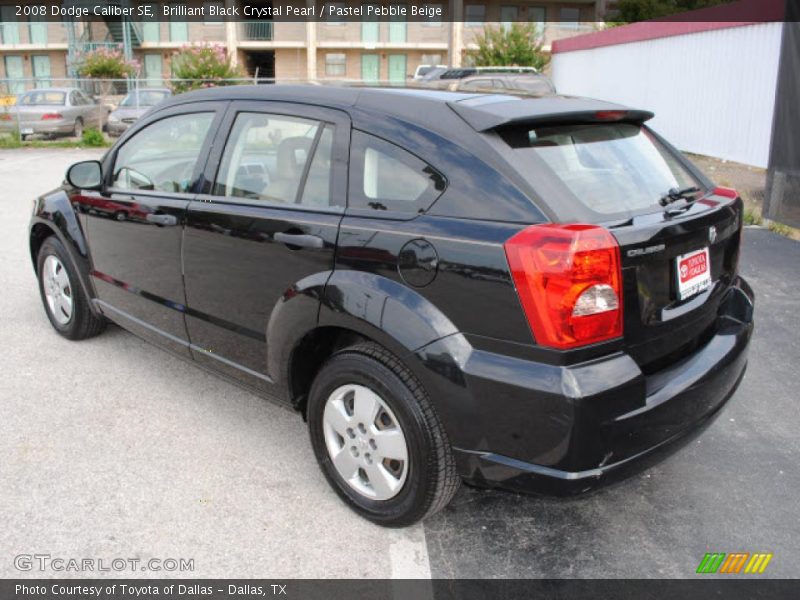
<box><xmin>1</xmin><ymin>149</ymin><xmax>798</xmax><ymax>579</ymax></box>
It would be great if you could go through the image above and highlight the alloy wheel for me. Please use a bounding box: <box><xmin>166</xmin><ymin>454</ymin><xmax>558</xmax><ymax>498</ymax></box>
<box><xmin>322</xmin><ymin>384</ymin><xmax>409</xmax><ymax>501</ymax></box>
<box><xmin>42</xmin><ymin>255</ymin><xmax>73</xmax><ymax>325</ymax></box>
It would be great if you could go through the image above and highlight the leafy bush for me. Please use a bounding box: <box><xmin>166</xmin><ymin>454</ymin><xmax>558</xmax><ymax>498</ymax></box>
<box><xmin>467</xmin><ymin>23</ymin><xmax>550</xmax><ymax>72</ymax></box>
<box><xmin>76</xmin><ymin>46</ymin><xmax>139</xmax><ymax>79</ymax></box>
<box><xmin>81</xmin><ymin>128</ymin><xmax>106</xmax><ymax>147</ymax></box>
<box><xmin>170</xmin><ymin>43</ymin><xmax>244</xmax><ymax>94</ymax></box>
<box><xmin>611</xmin><ymin>0</ymin><xmax>729</xmax><ymax>23</ymax></box>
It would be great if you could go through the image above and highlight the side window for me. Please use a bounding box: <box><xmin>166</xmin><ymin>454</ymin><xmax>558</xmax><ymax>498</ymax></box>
<box><xmin>349</xmin><ymin>131</ymin><xmax>445</xmax><ymax>213</ymax></box>
<box><xmin>112</xmin><ymin>112</ymin><xmax>214</xmax><ymax>193</ymax></box>
<box><xmin>214</xmin><ymin>112</ymin><xmax>331</xmax><ymax>205</ymax></box>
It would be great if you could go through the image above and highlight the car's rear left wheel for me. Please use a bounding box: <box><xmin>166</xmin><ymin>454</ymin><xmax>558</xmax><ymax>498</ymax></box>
<box><xmin>36</xmin><ymin>236</ymin><xmax>105</xmax><ymax>340</ymax></box>
<box><xmin>307</xmin><ymin>342</ymin><xmax>460</xmax><ymax>527</ymax></box>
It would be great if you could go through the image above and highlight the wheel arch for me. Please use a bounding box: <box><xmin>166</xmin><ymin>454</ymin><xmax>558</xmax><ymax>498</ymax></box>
<box><xmin>29</xmin><ymin>190</ymin><xmax>98</xmax><ymax>312</ymax></box>
<box><xmin>276</xmin><ymin>270</ymin><xmax>462</xmax><ymax>416</ymax></box>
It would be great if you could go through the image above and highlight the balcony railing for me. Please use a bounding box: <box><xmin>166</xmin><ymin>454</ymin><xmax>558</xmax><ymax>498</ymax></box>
<box><xmin>240</xmin><ymin>21</ymin><xmax>274</xmax><ymax>41</ymax></box>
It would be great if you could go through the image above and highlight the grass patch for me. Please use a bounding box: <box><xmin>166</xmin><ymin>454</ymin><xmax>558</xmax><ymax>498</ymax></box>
<box><xmin>81</xmin><ymin>128</ymin><xmax>106</xmax><ymax>147</ymax></box>
<box><xmin>768</xmin><ymin>220</ymin><xmax>794</xmax><ymax>237</ymax></box>
<box><xmin>0</xmin><ymin>132</ymin><xmax>112</xmax><ymax>149</ymax></box>
<box><xmin>743</xmin><ymin>208</ymin><xmax>763</xmax><ymax>226</ymax></box>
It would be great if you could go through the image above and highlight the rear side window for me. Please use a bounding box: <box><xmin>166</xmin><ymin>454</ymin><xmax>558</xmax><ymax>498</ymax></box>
<box><xmin>213</xmin><ymin>112</ymin><xmax>335</xmax><ymax>207</ymax></box>
<box><xmin>500</xmin><ymin>123</ymin><xmax>699</xmax><ymax>220</ymax></box>
<box><xmin>348</xmin><ymin>131</ymin><xmax>445</xmax><ymax>214</ymax></box>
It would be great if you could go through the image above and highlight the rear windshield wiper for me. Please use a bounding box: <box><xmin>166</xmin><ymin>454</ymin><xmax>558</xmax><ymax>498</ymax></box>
<box><xmin>659</xmin><ymin>186</ymin><xmax>700</xmax><ymax>207</ymax></box>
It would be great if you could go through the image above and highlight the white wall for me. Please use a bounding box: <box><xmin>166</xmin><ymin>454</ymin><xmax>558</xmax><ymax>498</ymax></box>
<box><xmin>552</xmin><ymin>23</ymin><xmax>783</xmax><ymax>168</ymax></box>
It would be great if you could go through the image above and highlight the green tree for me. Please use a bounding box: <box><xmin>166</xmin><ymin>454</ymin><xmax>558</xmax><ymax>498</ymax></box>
<box><xmin>611</xmin><ymin>0</ymin><xmax>731</xmax><ymax>23</ymax></box>
<box><xmin>170</xmin><ymin>43</ymin><xmax>244</xmax><ymax>94</ymax></box>
<box><xmin>467</xmin><ymin>23</ymin><xmax>550</xmax><ymax>71</ymax></box>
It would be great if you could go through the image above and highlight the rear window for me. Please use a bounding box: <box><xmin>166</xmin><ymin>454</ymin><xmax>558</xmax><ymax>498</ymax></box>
<box><xmin>20</xmin><ymin>91</ymin><xmax>65</xmax><ymax>105</ymax></box>
<box><xmin>500</xmin><ymin>123</ymin><xmax>699</xmax><ymax>221</ymax></box>
<box><xmin>120</xmin><ymin>90</ymin><xmax>170</xmax><ymax>107</ymax></box>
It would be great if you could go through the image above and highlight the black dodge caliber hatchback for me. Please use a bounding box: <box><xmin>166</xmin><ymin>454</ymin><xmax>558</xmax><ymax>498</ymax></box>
<box><xmin>30</xmin><ymin>86</ymin><xmax>754</xmax><ymax>526</ymax></box>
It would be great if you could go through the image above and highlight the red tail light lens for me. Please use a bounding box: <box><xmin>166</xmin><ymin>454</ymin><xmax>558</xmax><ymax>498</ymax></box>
<box><xmin>504</xmin><ymin>224</ymin><xmax>623</xmax><ymax>349</ymax></box>
<box><xmin>0</xmin><ymin>114</ymin><xmax>11</xmax><ymax>121</ymax></box>
<box><xmin>713</xmin><ymin>186</ymin><xmax>738</xmax><ymax>199</ymax></box>
<box><xmin>41</xmin><ymin>113</ymin><xmax>63</xmax><ymax>120</ymax></box>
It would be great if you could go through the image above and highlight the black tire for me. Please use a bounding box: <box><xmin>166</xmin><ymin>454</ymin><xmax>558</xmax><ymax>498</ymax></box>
<box><xmin>114</xmin><ymin>211</ymin><xmax>126</xmax><ymax>221</ymax></box>
<box><xmin>20</xmin><ymin>134</ymin><xmax>28</xmax><ymax>142</ymax></box>
<box><xmin>73</xmin><ymin>118</ymin><xmax>83</xmax><ymax>139</ymax></box>
<box><xmin>308</xmin><ymin>342</ymin><xmax>460</xmax><ymax>527</ymax></box>
<box><xmin>36</xmin><ymin>236</ymin><xmax>105</xmax><ymax>340</ymax></box>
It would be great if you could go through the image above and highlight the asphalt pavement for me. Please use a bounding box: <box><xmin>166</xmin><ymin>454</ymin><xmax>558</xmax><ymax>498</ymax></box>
<box><xmin>1</xmin><ymin>149</ymin><xmax>798</xmax><ymax>579</ymax></box>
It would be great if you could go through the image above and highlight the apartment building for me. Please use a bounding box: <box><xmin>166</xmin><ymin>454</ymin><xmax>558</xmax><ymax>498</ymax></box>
<box><xmin>0</xmin><ymin>0</ymin><xmax>611</xmax><ymax>92</ymax></box>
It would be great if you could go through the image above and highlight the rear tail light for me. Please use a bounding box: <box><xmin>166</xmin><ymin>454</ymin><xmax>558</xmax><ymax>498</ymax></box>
<box><xmin>504</xmin><ymin>224</ymin><xmax>623</xmax><ymax>349</ymax></box>
<box><xmin>41</xmin><ymin>113</ymin><xmax>63</xmax><ymax>120</ymax></box>
<box><xmin>713</xmin><ymin>186</ymin><xmax>738</xmax><ymax>199</ymax></box>
<box><xmin>0</xmin><ymin>114</ymin><xmax>11</xmax><ymax>121</ymax></box>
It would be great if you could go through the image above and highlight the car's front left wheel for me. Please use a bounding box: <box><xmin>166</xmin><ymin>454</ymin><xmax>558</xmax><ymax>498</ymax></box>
<box><xmin>36</xmin><ymin>236</ymin><xmax>105</xmax><ymax>340</ymax></box>
<box><xmin>307</xmin><ymin>342</ymin><xmax>460</xmax><ymax>527</ymax></box>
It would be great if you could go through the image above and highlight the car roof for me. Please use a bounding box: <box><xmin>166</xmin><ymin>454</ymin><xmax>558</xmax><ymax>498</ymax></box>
<box><xmin>128</xmin><ymin>88</ymin><xmax>171</xmax><ymax>93</ymax></box>
<box><xmin>21</xmin><ymin>87</ymin><xmax>78</xmax><ymax>94</ymax></box>
<box><xmin>464</xmin><ymin>73</ymin><xmax>550</xmax><ymax>80</ymax></box>
<box><xmin>162</xmin><ymin>84</ymin><xmax>652</xmax><ymax>134</ymax></box>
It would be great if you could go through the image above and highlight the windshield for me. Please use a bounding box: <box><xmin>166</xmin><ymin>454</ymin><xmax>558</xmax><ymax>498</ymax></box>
<box><xmin>120</xmin><ymin>90</ymin><xmax>169</xmax><ymax>107</ymax></box>
<box><xmin>501</xmin><ymin>123</ymin><xmax>700</xmax><ymax>220</ymax></box>
<box><xmin>20</xmin><ymin>91</ymin><xmax>65</xmax><ymax>106</ymax></box>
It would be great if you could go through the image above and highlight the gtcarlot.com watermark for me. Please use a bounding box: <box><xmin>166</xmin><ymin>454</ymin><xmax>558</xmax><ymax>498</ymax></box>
<box><xmin>14</xmin><ymin>554</ymin><xmax>194</xmax><ymax>573</ymax></box>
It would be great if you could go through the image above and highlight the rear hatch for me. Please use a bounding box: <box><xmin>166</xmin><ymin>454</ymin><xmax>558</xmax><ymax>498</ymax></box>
<box><xmin>610</xmin><ymin>195</ymin><xmax>741</xmax><ymax>371</ymax></box>
<box><xmin>472</xmin><ymin>102</ymin><xmax>742</xmax><ymax>369</ymax></box>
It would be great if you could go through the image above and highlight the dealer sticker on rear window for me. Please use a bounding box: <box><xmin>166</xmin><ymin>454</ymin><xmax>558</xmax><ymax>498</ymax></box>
<box><xmin>676</xmin><ymin>247</ymin><xmax>711</xmax><ymax>300</ymax></box>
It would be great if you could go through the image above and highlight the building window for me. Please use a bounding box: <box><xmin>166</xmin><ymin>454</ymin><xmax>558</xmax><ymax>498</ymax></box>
<box><xmin>325</xmin><ymin>53</ymin><xmax>346</xmax><ymax>77</ymax></box>
<box><xmin>326</xmin><ymin>2</ymin><xmax>346</xmax><ymax>25</ymax></box>
<box><xmin>0</xmin><ymin>5</ymin><xmax>20</xmax><ymax>45</ymax></box>
<box><xmin>142</xmin><ymin>4</ymin><xmax>160</xmax><ymax>42</ymax></box>
<box><xmin>3</xmin><ymin>55</ymin><xmax>24</xmax><ymax>94</ymax></box>
<box><xmin>28</xmin><ymin>14</ymin><xmax>48</xmax><ymax>45</ymax></box>
<box><xmin>500</xmin><ymin>6</ymin><xmax>519</xmax><ymax>32</ymax></box>
<box><xmin>144</xmin><ymin>53</ymin><xmax>163</xmax><ymax>86</ymax></box>
<box><xmin>421</xmin><ymin>54</ymin><xmax>442</xmax><ymax>66</ymax></box>
<box><xmin>203</xmin><ymin>2</ymin><xmax>223</xmax><ymax>24</ymax></box>
<box><xmin>422</xmin><ymin>4</ymin><xmax>442</xmax><ymax>26</ymax></box>
<box><xmin>559</xmin><ymin>7</ymin><xmax>581</xmax><ymax>29</ymax></box>
<box><xmin>32</xmin><ymin>55</ymin><xmax>51</xmax><ymax>88</ymax></box>
<box><xmin>465</xmin><ymin>4</ymin><xmax>485</xmax><ymax>27</ymax></box>
<box><xmin>169</xmin><ymin>4</ymin><xmax>189</xmax><ymax>41</ymax></box>
<box><xmin>528</xmin><ymin>6</ymin><xmax>546</xmax><ymax>38</ymax></box>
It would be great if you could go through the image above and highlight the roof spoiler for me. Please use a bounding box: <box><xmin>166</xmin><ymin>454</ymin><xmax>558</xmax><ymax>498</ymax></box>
<box><xmin>448</xmin><ymin>95</ymin><xmax>655</xmax><ymax>132</ymax></box>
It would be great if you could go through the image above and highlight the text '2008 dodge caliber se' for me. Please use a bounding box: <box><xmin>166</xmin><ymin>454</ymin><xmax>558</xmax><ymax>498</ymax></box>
<box><xmin>30</xmin><ymin>86</ymin><xmax>754</xmax><ymax>526</ymax></box>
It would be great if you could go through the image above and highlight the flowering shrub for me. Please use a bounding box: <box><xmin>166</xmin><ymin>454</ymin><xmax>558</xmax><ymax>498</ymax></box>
<box><xmin>170</xmin><ymin>43</ymin><xmax>244</xmax><ymax>93</ymax></box>
<box><xmin>76</xmin><ymin>46</ymin><xmax>139</xmax><ymax>79</ymax></box>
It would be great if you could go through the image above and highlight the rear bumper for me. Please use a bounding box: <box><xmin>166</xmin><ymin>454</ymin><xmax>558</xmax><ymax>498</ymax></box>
<box><xmin>426</xmin><ymin>277</ymin><xmax>754</xmax><ymax>495</ymax></box>
<box><xmin>15</xmin><ymin>120</ymin><xmax>75</xmax><ymax>135</ymax></box>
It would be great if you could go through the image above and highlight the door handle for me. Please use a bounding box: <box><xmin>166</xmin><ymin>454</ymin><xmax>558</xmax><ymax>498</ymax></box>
<box><xmin>274</xmin><ymin>232</ymin><xmax>325</xmax><ymax>249</ymax></box>
<box><xmin>146</xmin><ymin>213</ymin><xmax>178</xmax><ymax>226</ymax></box>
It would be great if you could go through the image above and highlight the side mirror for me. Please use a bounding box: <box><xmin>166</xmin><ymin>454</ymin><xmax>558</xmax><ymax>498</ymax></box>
<box><xmin>66</xmin><ymin>160</ymin><xmax>103</xmax><ymax>190</ymax></box>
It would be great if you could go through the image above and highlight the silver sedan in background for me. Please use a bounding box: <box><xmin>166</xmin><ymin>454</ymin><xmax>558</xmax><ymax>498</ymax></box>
<box><xmin>107</xmin><ymin>88</ymin><xmax>172</xmax><ymax>137</ymax></box>
<box><xmin>0</xmin><ymin>88</ymin><xmax>108</xmax><ymax>140</ymax></box>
